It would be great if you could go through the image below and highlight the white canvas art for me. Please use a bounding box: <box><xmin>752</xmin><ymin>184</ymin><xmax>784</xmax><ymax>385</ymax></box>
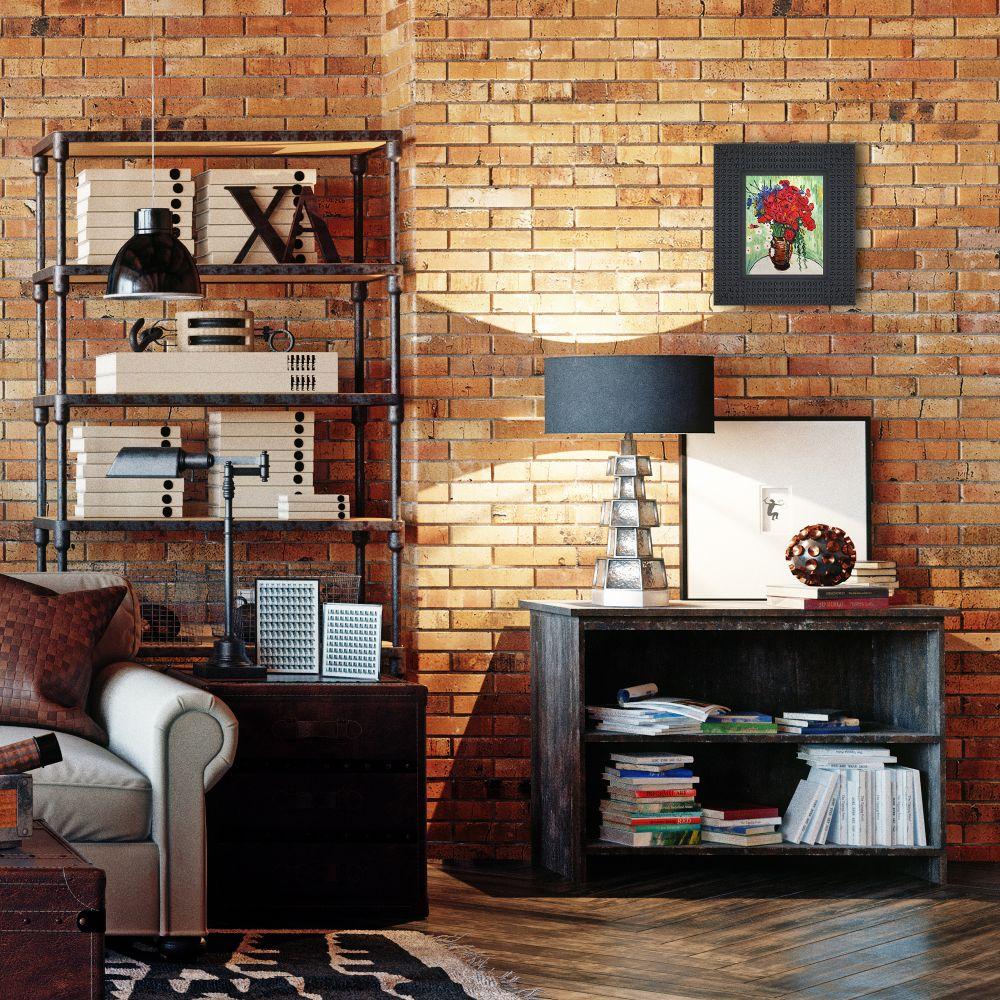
<box><xmin>683</xmin><ymin>419</ymin><xmax>869</xmax><ymax>600</ymax></box>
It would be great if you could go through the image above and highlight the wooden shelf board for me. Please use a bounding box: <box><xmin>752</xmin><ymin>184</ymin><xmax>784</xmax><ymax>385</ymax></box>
<box><xmin>32</xmin><ymin>263</ymin><xmax>399</xmax><ymax>286</ymax></box>
<box><xmin>141</xmin><ymin>643</ymin><xmax>405</xmax><ymax>662</ymax></box>
<box><xmin>584</xmin><ymin>729</ymin><xmax>940</xmax><ymax>745</ymax></box>
<box><xmin>585</xmin><ymin>840</ymin><xmax>942</xmax><ymax>857</ymax></box>
<box><xmin>33</xmin><ymin>131</ymin><xmax>401</xmax><ymax>159</ymax></box>
<box><xmin>34</xmin><ymin>516</ymin><xmax>402</xmax><ymax>533</ymax></box>
<box><xmin>34</xmin><ymin>392</ymin><xmax>399</xmax><ymax>409</ymax></box>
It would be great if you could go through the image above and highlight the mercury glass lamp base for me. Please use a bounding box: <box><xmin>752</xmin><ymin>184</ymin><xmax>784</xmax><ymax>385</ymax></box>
<box><xmin>590</xmin><ymin>587</ymin><xmax>673</xmax><ymax>608</ymax></box>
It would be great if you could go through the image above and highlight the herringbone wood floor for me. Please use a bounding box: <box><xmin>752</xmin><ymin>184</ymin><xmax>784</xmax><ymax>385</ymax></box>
<box><xmin>407</xmin><ymin>861</ymin><xmax>1000</xmax><ymax>1000</ymax></box>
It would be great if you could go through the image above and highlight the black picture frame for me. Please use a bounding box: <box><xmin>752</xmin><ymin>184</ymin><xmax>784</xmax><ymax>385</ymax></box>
<box><xmin>680</xmin><ymin>416</ymin><xmax>872</xmax><ymax>601</ymax></box>
<box><xmin>713</xmin><ymin>143</ymin><xmax>856</xmax><ymax>306</ymax></box>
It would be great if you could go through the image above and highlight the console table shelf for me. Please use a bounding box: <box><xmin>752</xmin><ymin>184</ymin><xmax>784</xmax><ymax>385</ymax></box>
<box><xmin>523</xmin><ymin>600</ymin><xmax>948</xmax><ymax>885</ymax></box>
<box><xmin>33</xmin><ymin>263</ymin><xmax>400</xmax><ymax>286</ymax></box>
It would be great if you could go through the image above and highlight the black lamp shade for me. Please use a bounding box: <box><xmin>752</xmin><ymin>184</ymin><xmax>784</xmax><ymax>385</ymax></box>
<box><xmin>544</xmin><ymin>355</ymin><xmax>715</xmax><ymax>435</ymax></box>
<box><xmin>105</xmin><ymin>208</ymin><xmax>203</xmax><ymax>301</ymax></box>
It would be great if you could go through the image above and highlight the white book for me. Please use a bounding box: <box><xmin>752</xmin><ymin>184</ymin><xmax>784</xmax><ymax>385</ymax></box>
<box><xmin>798</xmin><ymin>756</ymin><xmax>894</xmax><ymax>769</ymax></box>
<box><xmin>781</xmin><ymin>778</ymin><xmax>824</xmax><ymax>844</ymax></box>
<box><xmin>207</xmin><ymin>436</ymin><xmax>314</xmax><ymax>451</ymax></box>
<box><xmin>75</xmin><ymin>478</ymin><xmax>180</xmax><ymax>493</ymax></box>
<box><xmin>611</xmin><ymin>754</ymin><xmax>694</xmax><ymax>767</ymax></box>
<box><xmin>874</xmin><ymin>769</ymin><xmax>893</xmax><ymax>846</ymax></box>
<box><xmin>911</xmin><ymin>769</ymin><xmax>927</xmax><ymax>847</ymax></box>
<box><xmin>892</xmin><ymin>767</ymin><xmax>908</xmax><ymax>845</ymax></box>
<box><xmin>800</xmin><ymin>745</ymin><xmax>892</xmax><ymax>756</ymax></box>
<box><xmin>802</xmin><ymin>771</ymin><xmax>838</xmax><ymax>845</ymax></box>
<box><xmin>815</xmin><ymin>773</ymin><xmax>840</xmax><ymax>846</ymax></box>
<box><xmin>79</xmin><ymin>168</ymin><xmax>192</xmax><ymax>183</ymax></box>
<box><xmin>828</xmin><ymin>767</ymin><xmax>849</xmax><ymax>845</ymax></box>
<box><xmin>902</xmin><ymin>767</ymin><xmax>915</xmax><ymax>846</ymax></box>
<box><xmin>71</xmin><ymin>424</ymin><xmax>176</xmax><ymax>439</ymax></box>
<box><xmin>96</xmin><ymin>372</ymin><xmax>336</xmax><ymax>393</ymax></box>
<box><xmin>195</xmin><ymin>168</ymin><xmax>317</xmax><ymax>185</ymax></box>
<box><xmin>846</xmin><ymin>770</ymin><xmax>861</xmax><ymax>846</ymax></box>
<box><xmin>78</xmin><ymin>194</ymin><xmax>191</xmax><ymax>210</ymax></box>
<box><xmin>866</xmin><ymin>770</ymin><xmax>877</xmax><ymax>846</ymax></box>
<box><xmin>77</xmin><ymin>183</ymin><xmax>192</xmax><ymax>202</ymax></box>
<box><xmin>209</xmin><ymin>410</ymin><xmax>313</xmax><ymax>424</ymax></box>
<box><xmin>95</xmin><ymin>352</ymin><xmax>337</xmax><ymax>376</ymax></box>
<box><xmin>75</xmin><ymin>505</ymin><xmax>181</xmax><ymax>519</ymax></box>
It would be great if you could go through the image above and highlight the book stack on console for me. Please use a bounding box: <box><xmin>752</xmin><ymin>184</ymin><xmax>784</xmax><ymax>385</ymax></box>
<box><xmin>847</xmin><ymin>561</ymin><xmax>899</xmax><ymax>592</ymax></box>
<box><xmin>700</xmin><ymin>804</ymin><xmax>783</xmax><ymax>846</ymax></box>
<box><xmin>776</xmin><ymin>709</ymin><xmax>861</xmax><ymax>736</ymax></box>
<box><xmin>75</xmin><ymin>169</ymin><xmax>194</xmax><ymax>264</ymax></box>
<box><xmin>765</xmin><ymin>582</ymin><xmax>891</xmax><ymax>610</ymax></box>
<box><xmin>598</xmin><ymin>752</ymin><xmax>702</xmax><ymax>847</ymax></box>
<box><xmin>783</xmin><ymin>746</ymin><xmax>927</xmax><ymax>848</ymax></box>
<box><xmin>701</xmin><ymin>711</ymin><xmax>778</xmax><ymax>735</ymax></box>
<box><xmin>93</xmin><ymin>351</ymin><xmax>338</xmax><ymax>395</ymax></box>
<box><xmin>70</xmin><ymin>423</ymin><xmax>183</xmax><ymax>519</ymax></box>
<box><xmin>194</xmin><ymin>169</ymin><xmax>318</xmax><ymax>264</ymax></box>
<box><xmin>587</xmin><ymin>691</ymin><xmax>729</xmax><ymax>736</ymax></box>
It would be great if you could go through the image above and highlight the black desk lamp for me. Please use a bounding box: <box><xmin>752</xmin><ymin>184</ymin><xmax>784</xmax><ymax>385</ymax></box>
<box><xmin>544</xmin><ymin>355</ymin><xmax>715</xmax><ymax>607</ymax></box>
<box><xmin>107</xmin><ymin>446</ymin><xmax>269</xmax><ymax>678</ymax></box>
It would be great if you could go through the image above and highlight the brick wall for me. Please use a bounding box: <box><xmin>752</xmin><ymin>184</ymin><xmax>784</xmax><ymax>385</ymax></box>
<box><xmin>2</xmin><ymin>2</ymin><xmax>999</xmax><ymax>863</ymax></box>
<box><xmin>398</xmin><ymin>1</ymin><xmax>1000</xmax><ymax>863</ymax></box>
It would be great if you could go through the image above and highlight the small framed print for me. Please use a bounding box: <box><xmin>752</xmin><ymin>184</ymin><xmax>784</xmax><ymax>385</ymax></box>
<box><xmin>680</xmin><ymin>417</ymin><xmax>871</xmax><ymax>601</ymax></box>
<box><xmin>713</xmin><ymin>143</ymin><xmax>856</xmax><ymax>306</ymax></box>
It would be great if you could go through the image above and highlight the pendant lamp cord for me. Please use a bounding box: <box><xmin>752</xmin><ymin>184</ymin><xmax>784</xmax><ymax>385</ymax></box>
<box><xmin>150</xmin><ymin>0</ymin><xmax>156</xmax><ymax>205</ymax></box>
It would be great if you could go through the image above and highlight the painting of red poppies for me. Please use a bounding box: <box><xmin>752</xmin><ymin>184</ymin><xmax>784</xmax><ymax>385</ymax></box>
<box><xmin>745</xmin><ymin>175</ymin><xmax>823</xmax><ymax>275</ymax></box>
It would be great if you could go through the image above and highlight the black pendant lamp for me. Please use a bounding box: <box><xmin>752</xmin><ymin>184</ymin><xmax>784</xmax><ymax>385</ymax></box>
<box><xmin>105</xmin><ymin>0</ymin><xmax>202</xmax><ymax>302</ymax></box>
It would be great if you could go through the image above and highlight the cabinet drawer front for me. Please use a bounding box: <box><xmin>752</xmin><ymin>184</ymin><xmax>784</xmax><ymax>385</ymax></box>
<box><xmin>209</xmin><ymin>771</ymin><xmax>420</xmax><ymax>836</ymax></box>
<box><xmin>209</xmin><ymin>842</ymin><xmax>424</xmax><ymax>907</ymax></box>
<box><xmin>231</xmin><ymin>697</ymin><xmax>420</xmax><ymax>761</ymax></box>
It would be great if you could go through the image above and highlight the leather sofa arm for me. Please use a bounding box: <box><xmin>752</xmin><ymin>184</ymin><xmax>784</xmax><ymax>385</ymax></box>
<box><xmin>90</xmin><ymin>662</ymin><xmax>238</xmax><ymax>936</ymax></box>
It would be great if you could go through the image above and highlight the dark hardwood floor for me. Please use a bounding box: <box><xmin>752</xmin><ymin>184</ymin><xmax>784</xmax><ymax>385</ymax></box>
<box><xmin>406</xmin><ymin>860</ymin><xmax>1000</xmax><ymax>999</ymax></box>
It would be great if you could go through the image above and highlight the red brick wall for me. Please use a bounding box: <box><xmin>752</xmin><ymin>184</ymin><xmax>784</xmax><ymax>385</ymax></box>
<box><xmin>397</xmin><ymin>1</ymin><xmax>1000</xmax><ymax>863</ymax></box>
<box><xmin>2</xmin><ymin>2</ymin><xmax>999</xmax><ymax>863</ymax></box>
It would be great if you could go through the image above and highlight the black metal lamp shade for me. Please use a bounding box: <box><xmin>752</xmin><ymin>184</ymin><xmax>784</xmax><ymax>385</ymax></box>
<box><xmin>105</xmin><ymin>208</ymin><xmax>203</xmax><ymax>301</ymax></box>
<box><xmin>544</xmin><ymin>355</ymin><xmax>715</xmax><ymax>435</ymax></box>
<box><xmin>107</xmin><ymin>446</ymin><xmax>212</xmax><ymax>478</ymax></box>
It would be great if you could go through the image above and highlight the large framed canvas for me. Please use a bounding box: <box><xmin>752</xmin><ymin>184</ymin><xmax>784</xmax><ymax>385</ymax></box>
<box><xmin>713</xmin><ymin>143</ymin><xmax>856</xmax><ymax>306</ymax></box>
<box><xmin>681</xmin><ymin>418</ymin><xmax>871</xmax><ymax>601</ymax></box>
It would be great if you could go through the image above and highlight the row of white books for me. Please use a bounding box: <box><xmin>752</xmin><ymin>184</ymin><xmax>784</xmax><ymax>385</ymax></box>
<box><xmin>782</xmin><ymin>747</ymin><xmax>927</xmax><ymax>847</ymax></box>
<box><xmin>586</xmin><ymin>696</ymin><xmax>728</xmax><ymax>736</ymax></box>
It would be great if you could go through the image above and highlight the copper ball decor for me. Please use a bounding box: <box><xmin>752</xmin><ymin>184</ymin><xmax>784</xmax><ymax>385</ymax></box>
<box><xmin>785</xmin><ymin>524</ymin><xmax>857</xmax><ymax>587</ymax></box>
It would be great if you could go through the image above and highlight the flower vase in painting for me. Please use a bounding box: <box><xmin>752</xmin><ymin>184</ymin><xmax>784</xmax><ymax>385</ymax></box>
<box><xmin>746</xmin><ymin>176</ymin><xmax>823</xmax><ymax>276</ymax></box>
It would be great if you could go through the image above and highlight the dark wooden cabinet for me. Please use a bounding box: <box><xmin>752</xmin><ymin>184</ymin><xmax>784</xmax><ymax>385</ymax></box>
<box><xmin>522</xmin><ymin>600</ymin><xmax>948</xmax><ymax>885</ymax></box>
<box><xmin>185</xmin><ymin>673</ymin><xmax>427</xmax><ymax>928</ymax></box>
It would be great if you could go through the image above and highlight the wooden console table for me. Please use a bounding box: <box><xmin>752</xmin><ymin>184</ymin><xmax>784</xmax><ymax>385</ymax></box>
<box><xmin>521</xmin><ymin>600</ymin><xmax>947</xmax><ymax>885</ymax></box>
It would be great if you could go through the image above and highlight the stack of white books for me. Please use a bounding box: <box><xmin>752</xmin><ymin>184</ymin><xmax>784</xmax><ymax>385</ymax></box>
<box><xmin>75</xmin><ymin>169</ymin><xmax>194</xmax><ymax>264</ymax></box>
<box><xmin>93</xmin><ymin>351</ymin><xmax>338</xmax><ymax>395</ymax></box>
<box><xmin>847</xmin><ymin>560</ymin><xmax>899</xmax><ymax>591</ymax></box>
<box><xmin>782</xmin><ymin>746</ymin><xmax>927</xmax><ymax>848</ymax></box>
<box><xmin>586</xmin><ymin>697</ymin><xmax>728</xmax><ymax>736</ymax></box>
<box><xmin>70</xmin><ymin>424</ymin><xmax>183</xmax><ymax>519</ymax></box>
<box><xmin>208</xmin><ymin>410</ymin><xmax>340</xmax><ymax>520</ymax></box>
<box><xmin>194</xmin><ymin>169</ymin><xmax>318</xmax><ymax>264</ymax></box>
<box><xmin>277</xmin><ymin>493</ymin><xmax>350</xmax><ymax>521</ymax></box>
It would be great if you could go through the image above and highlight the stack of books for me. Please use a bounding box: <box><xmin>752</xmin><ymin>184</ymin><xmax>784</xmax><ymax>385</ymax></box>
<box><xmin>93</xmin><ymin>351</ymin><xmax>338</xmax><ymax>395</ymax></box>
<box><xmin>598</xmin><ymin>753</ymin><xmax>702</xmax><ymax>846</ymax></box>
<box><xmin>765</xmin><ymin>582</ymin><xmax>891</xmax><ymax>610</ymax></box>
<box><xmin>701</xmin><ymin>711</ymin><xmax>777</xmax><ymax>735</ymax></box>
<box><xmin>586</xmin><ymin>696</ymin><xmax>729</xmax><ymax>736</ymax></box>
<box><xmin>75</xmin><ymin>168</ymin><xmax>193</xmax><ymax>264</ymax></box>
<box><xmin>782</xmin><ymin>746</ymin><xmax>927</xmax><ymax>847</ymax></box>
<box><xmin>70</xmin><ymin>424</ymin><xmax>183</xmax><ymax>519</ymax></box>
<box><xmin>776</xmin><ymin>709</ymin><xmax>861</xmax><ymax>735</ymax></box>
<box><xmin>194</xmin><ymin>169</ymin><xmax>318</xmax><ymax>264</ymax></box>
<box><xmin>848</xmin><ymin>560</ymin><xmax>899</xmax><ymax>592</ymax></box>
<box><xmin>701</xmin><ymin>804</ymin><xmax>783</xmax><ymax>846</ymax></box>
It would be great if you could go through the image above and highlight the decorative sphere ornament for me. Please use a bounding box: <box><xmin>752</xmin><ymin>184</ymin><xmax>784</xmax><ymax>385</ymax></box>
<box><xmin>785</xmin><ymin>524</ymin><xmax>857</xmax><ymax>587</ymax></box>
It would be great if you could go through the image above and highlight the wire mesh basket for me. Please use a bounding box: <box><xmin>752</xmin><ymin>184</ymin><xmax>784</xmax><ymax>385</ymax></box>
<box><xmin>133</xmin><ymin>564</ymin><xmax>361</xmax><ymax>651</ymax></box>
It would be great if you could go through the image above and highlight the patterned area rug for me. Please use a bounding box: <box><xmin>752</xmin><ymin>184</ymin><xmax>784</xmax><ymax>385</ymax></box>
<box><xmin>106</xmin><ymin>931</ymin><xmax>532</xmax><ymax>999</ymax></box>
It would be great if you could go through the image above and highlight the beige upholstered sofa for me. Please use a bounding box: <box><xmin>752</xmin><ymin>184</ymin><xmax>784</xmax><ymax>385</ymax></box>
<box><xmin>0</xmin><ymin>572</ymin><xmax>237</xmax><ymax>948</ymax></box>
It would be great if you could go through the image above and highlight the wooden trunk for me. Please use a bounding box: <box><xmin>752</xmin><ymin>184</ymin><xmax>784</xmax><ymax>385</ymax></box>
<box><xmin>0</xmin><ymin>822</ymin><xmax>105</xmax><ymax>1000</ymax></box>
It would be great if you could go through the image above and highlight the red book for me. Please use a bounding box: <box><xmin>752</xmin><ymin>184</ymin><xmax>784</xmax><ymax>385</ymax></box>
<box><xmin>701</xmin><ymin>804</ymin><xmax>780</xmax><ymax>820</ymax></box>
<box><xmin>630</xmin><ymin>788</ymin><xmax>697</xmax><ymax>799</ymax></box>
<box><xmin>770</xmin><ymin>597</ymin><xmax>890</xmax><ymax>610</ymax></box>
<box><xmin>614</xmin><ymin>815</ymin><xmax>702</xmax><ymax>827</ymax></box>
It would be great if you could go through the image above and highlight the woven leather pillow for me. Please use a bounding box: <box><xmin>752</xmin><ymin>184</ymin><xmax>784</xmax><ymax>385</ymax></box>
<box><xmin>0</xmin><ymin>574</ymin><xmax>127</xmax><ymax>744</ymax></box>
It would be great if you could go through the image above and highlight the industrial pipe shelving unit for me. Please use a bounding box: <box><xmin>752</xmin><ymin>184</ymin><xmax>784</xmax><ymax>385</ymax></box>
<box><xmin>30</xmin><ymin>131</ymin><xmax>405</xmax><ymax>672</ymax></box>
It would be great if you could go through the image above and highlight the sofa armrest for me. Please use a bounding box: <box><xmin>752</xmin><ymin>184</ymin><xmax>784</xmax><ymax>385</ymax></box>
<box><xmin>90</xmin><ymin>662</ymin><xmax>238</xmax><ymax>936</ymax></box>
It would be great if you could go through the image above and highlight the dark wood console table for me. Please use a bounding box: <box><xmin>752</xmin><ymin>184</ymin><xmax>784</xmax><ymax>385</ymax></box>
<box><xmin>521</xmin><ymin>600</ymin><xmax>947</xmax><ymax>885</ymax></box>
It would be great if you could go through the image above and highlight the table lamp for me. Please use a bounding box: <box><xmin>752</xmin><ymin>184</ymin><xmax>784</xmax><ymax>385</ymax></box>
<box><xmin>107</xmin><ymin>446</ymin><xmax>269</xmax><ymax>678</ymax></box>
<box><xmin>544</xmin><ymin>355</ymin><xmax>715</xmax><ymax>607</ymax></box>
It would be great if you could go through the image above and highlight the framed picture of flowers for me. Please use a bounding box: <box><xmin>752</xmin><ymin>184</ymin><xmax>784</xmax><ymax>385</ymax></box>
<box><xmin>713</xmin><ymin>143</ymin><xmax>856</xmax><ymax>306</ymax></box>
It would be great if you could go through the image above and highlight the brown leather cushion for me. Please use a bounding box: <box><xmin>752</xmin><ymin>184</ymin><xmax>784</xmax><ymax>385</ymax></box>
<box><xmin>0</xmin><ymin>575</ymin><xmax>127</xmax><ymax>744</ymax></box>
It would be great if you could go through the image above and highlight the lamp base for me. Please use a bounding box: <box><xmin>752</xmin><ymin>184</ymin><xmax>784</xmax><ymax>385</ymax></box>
<box><xmin>193</xmin><ymin>637</ymin><xmax>267</xmax><ymax>680</ymax></box>
<box><xmin>590</xmin><ymin>587</ymin><xmax>673</xmax><ymax>608</ymax></box>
